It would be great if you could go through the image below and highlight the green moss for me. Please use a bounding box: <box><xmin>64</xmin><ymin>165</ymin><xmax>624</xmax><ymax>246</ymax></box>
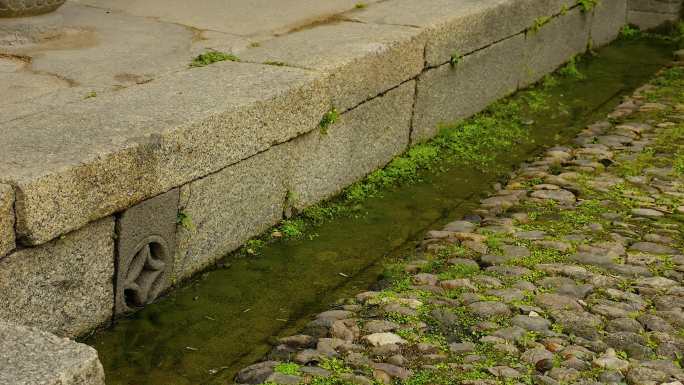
<box><xmin>176</xmin><ymin>212</ymin><xmax>195</xmax><ymax>231</ymax></box>
<box><xmin>530</xmin><ymin>16</ymin><xmax>551</xmax><ymax>33</ymax></box>
<box><xmin>576</xmin><ymin>0</ymin><xmax>598</xmax><ymax>12</ymax></box>
<box><xmin>319</xmin><ymin>107</ymin><xmax>339</xmax><ymax>134</ymax></box>
<box><xmin>274</xmin><ymin>362</ymin><xmax>301</xmax><ymax>375</ymax></box>
<box><xmin>449</xmin><ymin>52</ymin><xmax>462</xmax><ymax>66</ymax></box>
<box><xmin>558</xmin><ymin>56</ymin><xmax>585</xmax><ymax>79</ymax></box>
<box><xmin>620</xmin><ymin>25</ymin><xmax>642</xmax><ymax>40</ymax></box>
<box><xmin>190</xmin><ymin>51</ymin><xmax>239</xmax><ymax>67</ymax></box>
<box><xmin>264</xmin><ymin>60</ymin><xmax>287</xmax><ymax>66</ymax></box>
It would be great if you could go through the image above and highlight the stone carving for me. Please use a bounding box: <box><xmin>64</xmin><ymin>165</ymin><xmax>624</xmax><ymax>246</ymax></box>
<box><xmin>121</xmin><ymin>236</ymin><xmax>169</xmax><ymax>309</ymax></box>
<box><xmin>0</xmin><ymin>0</ymin><xmax>66</xmax><ymax>18</ymax></box>
<box><xmin>115</xmin><ymin>189</ymin><xmax>178</xmax><ymax>315</ymax></box>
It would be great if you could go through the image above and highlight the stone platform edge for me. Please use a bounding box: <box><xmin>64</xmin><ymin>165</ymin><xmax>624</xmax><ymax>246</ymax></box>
<box><xmin>0</xmin><ymin>0</ymin><xmax>648</xmax><ymax>341</ymax></box>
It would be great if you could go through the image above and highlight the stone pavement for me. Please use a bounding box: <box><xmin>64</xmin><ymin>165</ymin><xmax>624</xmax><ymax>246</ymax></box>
<box><xmin>2</xmin><ymin>0</ymin><xmax>632</xmax><ymax>338</ymax></box>
<box><xmin>234</xmin><ymin>64</ymin><xmax>684</xmax><ymax>384</ymax></box>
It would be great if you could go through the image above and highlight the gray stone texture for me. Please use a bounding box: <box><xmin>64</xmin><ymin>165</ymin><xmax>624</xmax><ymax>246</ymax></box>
<box><xmin>175</xmin><ymin>146</ymin><xmax>289</xmax><ymax>280</ymax></box>
<box><xmin>240</xmin><ymin>21</ymin><xmax>424</xmax><ymax>111</ymax></box>
<box><xmin>76</xmin><ymin>0</ymin><xmax>384</xmax><ymax>39</ymax></box>
<box><xmin>629</xmin><ymin>0</ymin><xmax>682</xmax><ymax>13</ymax></box>
<box><xmin>591</xmin><ymin>0</ymin><xmax>628</xmax><ymax>48</ymax></box>
<box><xmin>288</xmin><ymin>81</ymin><xmax>415</xmax><ymax>209</ymax></box>
<box><xmin>3</xmin><ymin>62</ymin><xmax>329</xmax><ymax>246</ymax></box>
<box><xmin>115</xmin><ymin>189</ymin><xmax>179</xmax><ymax>314</ymax></box>
<box><xmin>628</xmin><ymin>10</ymin><xmax>680</xmax><ymax>29</ymax></box>
<box><xmin>412</xmin><ymin>34</ymin><xmax>525</xmax><ymax>143</ymax></box>
<box><xmin>348</xmin><ymin>0</ymin><xmax>575</xmax><ymax>67</ymax></box>
<box><xmin>521</xmin><ymin>7</ymin><xmax>592</xmax><ymax>88</ymax></box>
<box><xmin>0</xmin><ymin>184</ymin><xmax>14</xmax><ymax>258</ymax></box>
<box><xmin>0</xmin><ymin>217</ymin><xmax>114</xmax><ymax>337</ymax></box>
<box><xmin>0</xmin><ymin>320</ymin><xmax>105</xmax><ymax>385</ymax></box>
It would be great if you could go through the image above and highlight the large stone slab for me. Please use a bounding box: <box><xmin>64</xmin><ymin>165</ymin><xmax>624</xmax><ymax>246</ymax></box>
<box><xmin>2</xmin><ymin>62</ymin><xmax>328</xmax><ymax>246</ymax></box>
<box><xmin>629</xmin><ymin>0</ymin><xmax>682</xmax><ymax>14</ymax></box>
<box><xmin>0</xmin><ymin>184</ymin><xmax>14</xmax><ymax>259</ymax></box>
<box><xmin>412</xmin><ymin>34</ymin><xmax>525</xmax><ymax>143</ymax></box>
<box><xmin>174</xmin><ymin>146</ymin><xmax>289</xmax><ymax>280</ymax></box>
<box><xmin>240</xmin><ymin>21</ymin><xmax>424</xmax><ymax>111</ymax></box>
<box><xmin>591</xmin><ymin>0</ymin><xmax>628</xmax><ymax>48</ymax></box>
<box><xmin>348</xmin><ymin>0</ymin><xmax>575</xmax><ymax>67</ymax></box>
<box><xmin>287</xmin><ymin>80</ymin><xmax>415</xmax><ymax>209</ymax></box>
<box><xmin>521</xmin><ymin>7</ymin><xmax>592</xmax><ymax>88</ymax></box>
<box><xmin>0</xmin><ymin>320</ymin><xmax>105</xmax><ymax>385</ymax></box>
<box><xmin>628</xmin><ymin>10</ymin><xmax>680</xmax><ymax>29</ymax></box>
<box><xmin>75</xmin><ymin>0</ymin><xmax>383</xmax><ymax>38</ymax></box>
<box><xmin>0</xmin><ymin>217</ymin><xmax>114</xmax><ymax>337</ymax></box>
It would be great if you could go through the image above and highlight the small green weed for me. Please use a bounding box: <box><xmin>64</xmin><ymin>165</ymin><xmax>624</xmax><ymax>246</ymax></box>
<box><xmin>354</xmin><ymin>2</ymin><xmax>367</xmax><ymax>8</ymax></box>
<box><xmin>319</xmin><ymin>107</ymin><xmax>339</xmax><ymax>134</ymax></box>
<box><xmin>577</xmin><ymin>0</ymin><xmax>598</xmax><ymax>12</ymax></box>
<box><xmin>558</xmin><ymin>56</ymin><xmax>585</xmax><ymax>80</ymax></box>
<box><xmin>450</xmin><ymin>52</ymin><xmax>462</xmax><ymax>66</ymax></box>
<box><xmin>531</xmin><ymin>16</ymin><xmax>551</xmax><ymax>33</ymax></box>
<box><xmin>84</xmin><ymin>91</ymin><xmax>97</xmax><ymax>99</ymax></box>
<box><xmin>279</xmin><ymin>219</ymin><xmax>306</xmax><ymax>238</ymax></box>
<box><xmin>177</xmin><ymin>212</ymin><xmax>195</xmax><ymax>230</ymax></box>
<box><xmin>620</xmin><ymin>25</ymin><xmax>641</xmax><ymax>40</ymax></box>
<box><xmin>190</xmin><ymin>51</ymin><xmax>239</xmax><ymax>67</ymax></box>
<box><xmin>264</xmin><ymin>61</ymin><xmax>287</xmax><ymax>66</ymax></box>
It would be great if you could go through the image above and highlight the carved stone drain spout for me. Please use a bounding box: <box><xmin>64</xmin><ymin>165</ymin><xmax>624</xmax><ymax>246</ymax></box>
<box><xmin>122</xmin><ymin>236</ymin><xmax>169</xmax><ymax>309</ymax></box>
<box><xmin>115</xmin><ymin>189</ymin><xmax>179</xmax><ymax>315</ymax></box>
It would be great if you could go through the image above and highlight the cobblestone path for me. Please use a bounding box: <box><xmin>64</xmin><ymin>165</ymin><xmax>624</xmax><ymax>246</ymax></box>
<box><xmin>235</xmin><ymin>63</ymin><xmax>684</xmax><ymax>385</ymax></box>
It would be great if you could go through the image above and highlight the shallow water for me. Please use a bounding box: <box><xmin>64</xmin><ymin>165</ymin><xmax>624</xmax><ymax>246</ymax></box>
<box><xmin>85</xmin><ymin>38</ymin><xmax>673</xmax><ymax>385</ymax></box>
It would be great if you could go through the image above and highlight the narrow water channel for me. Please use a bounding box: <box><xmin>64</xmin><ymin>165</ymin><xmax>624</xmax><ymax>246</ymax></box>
<box><xmin>85</xmin><ymin>38</ymin><xmax>674</xmax><ymax>385</ymax></box>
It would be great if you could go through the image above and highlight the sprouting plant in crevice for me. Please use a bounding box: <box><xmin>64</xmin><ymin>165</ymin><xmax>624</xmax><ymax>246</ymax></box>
<box><xmin>560</xmin><ymin>4</ymin><xmax>568</xmax><ymax>15</ymax></box>
<box><xmin>319</xmin><ymin>107</ymin><xmax>339</xmax><ymax>134</ymax></box>
<box><xmin>190</xmin><ymin>51</ymin><xmax>239</xmax><ymax>67</ymax></box>
<box><xmin>530</xmin><ymin>16</ymin><xmax>551</xmax><ymax>33</ymax></box>
<box><xmin>84</xmin><ymin>91</ymin><xmax>97</xmax><ymax>99</ymax></box>
<box><xmin>354</xmin><ymin>2</ymin><xmax>367</xmax><ymax>8</ymax></box>
<box><xmin>619</xmin><ymin>24</ymin><xmax>641</xmax><ymax>40</ymax></box>
<box><xmin>177</xmin><ymin>211</ymin><xmax>195</xmax><ymax>230</ymax></box>
<box><xmin>450</xmin><ymin>51</ymin><xmax>462</xmax><ymax>66</ymax></box>
<box><xmin>558</xmin><ymin>55</ymin><xmax>585</xmax><ymax>80</ymax></box>
<box><xmin>264</xmin><ymin>60</ymin><xmax>287</xmax><ymax>67</ymax></box>
<box><xmin>577</xmin><ymin>0</ymin><xmax>598</xmax><ymax>12</ymax></box>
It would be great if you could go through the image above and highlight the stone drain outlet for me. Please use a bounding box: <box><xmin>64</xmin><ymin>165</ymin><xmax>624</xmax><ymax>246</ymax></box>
<box><xmin>114</xmin><ymin>189</ymin><xmax>178</xmax><ymax>315</ymax></box>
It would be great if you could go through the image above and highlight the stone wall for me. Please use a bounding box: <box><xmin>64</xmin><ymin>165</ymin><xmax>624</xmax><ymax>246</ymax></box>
<box><xmin>628</xmin><ymin>0</ymin><xmax>682</xmax><ymax>29</ymax></box>
<box><xmin>0</xmin><ymin>0</ymin><xmax>637</xmax><ymax>340</ymax></box>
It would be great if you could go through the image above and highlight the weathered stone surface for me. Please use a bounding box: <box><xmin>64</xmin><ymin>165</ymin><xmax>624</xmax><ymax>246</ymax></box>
<box><xmin>628</xmin><ymin>10</ymin><xmax>680</xmax><ymax>29</ymax></box>
<box><xmin>115</xmin><ymin>189</ymin><xmax>179</xmax><ymax>314</ymax></box>
<box><xmin>521</xmin><ymin>7</ymin><xmax>592</xmax><ymax>87</ymax></box>
<box><xmin>240</xmin><ymin>22</ymin><xmax>424</xmax><ymax>111</ymax></box>
<box><xmin>78</xmin><ymin>0</ymin><xmax>383</xmax><ymax>38</ymax></box>
<box><xmin>591</xmin><ymin>0</ymin><xmax>628</xmax><ymax>48</ymax></box>
<box><xmin>629</xmin><ymin>0</ymin><xmax>682</xmax><ymax>14</ymax></box>
<box><xmin>412</xmin><ymin>34</ymin><xmax>525</xmax><ymax>142</ymax></box>
<box><xmin>349</xmin><ymin>0</ymin><xmax>574</xmax><ymax>66</ymax></box>
<box><xmin>0</xmin><ymin>320</ymin><xmax>105</xmax><ymax>385</ymax></box>
<box><xmin>175</xmin><ymin>145</ymin><xmax>289</xmax><ymax>280</ymax></box>
<box><xmin>2</xmin><ymin>62</ymin><xmax>329</xmax><ymax>246</ymax></box>
<box><xmin>287</xmin><ymin>81</ymin><xmax>414</xmax><ymax>209</ymax></box>
<box><xmin>0</xmin><ymin>217</ymin><xmax>114</xmax><ymax>337</ymax></box>
<box><xmin>0</xmin><ymin>184</ymin><xmax>15</xmax><ymax>258</ymax></box>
